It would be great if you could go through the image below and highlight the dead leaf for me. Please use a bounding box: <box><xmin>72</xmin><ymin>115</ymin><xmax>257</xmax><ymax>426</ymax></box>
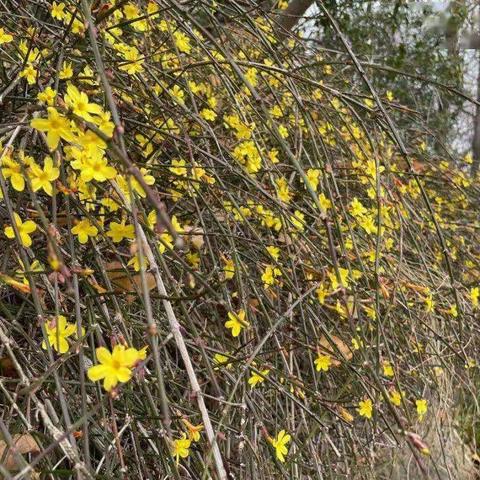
<box><xmin>0</xmin><ymin>434</ymin><xmax>40</xmax><ymax>471</ymax></box>
<box><xmin>411</xmin><ymin>159</ymin><xmax>427</xmax><ymax>174</ymax></box>
<box><xmin>337</xmin><ymin>405</ymin><xmax>354</xmax><ymax>423</ymax></box>
<box><xmin>318</xmin><ymin>334</ymin><xmax>353</xmax><ymax>367</ymax></box>
<box><xmin>106</xmin><ymin>261</ymin><xmax>156</xmax><ymax>303</ymax></box>
<box><xmin>406</xmin><ymin>431</ymin><xmax>430</xmax><ymax>456</ymax></box>
<box><xmin>183</xmin><ymin>226</ymin><xmax>204</xmax><ymax>250</ymax></box>
<box><xmin>402</xmin><ymin>281</ymin><xmax>429</xmax><ymax>294</ymax></box>
<box><xmin>248</xmin><ymin>297</ymin><xmax>260</xmax><ymax>312</ymax></box>
<box><xmin>0</xmin><ymin>274</ymin><xmax>31</xmax><ymax>294</ymax></box>
<box><xmin>0</xmin><ymin>357</ymin><xmax>17</xmax><ymax>378</ymax></box>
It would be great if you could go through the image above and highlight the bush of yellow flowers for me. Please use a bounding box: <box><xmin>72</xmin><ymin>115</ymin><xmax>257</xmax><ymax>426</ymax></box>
<box><xmin>0</xmin><ymin>1</ymin><xmax>478</xmax><ymax>478</ymax></box>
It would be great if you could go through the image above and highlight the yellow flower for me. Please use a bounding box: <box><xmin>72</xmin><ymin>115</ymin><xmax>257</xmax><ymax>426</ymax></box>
<box><xmin>245</xmin><ymin>67</ymin><xmax>258</xmax><ymax>87</ymax></box>
<box><xmin>248</xmin><ymin>369</ymin><xmax>269</xmax><ymax>388</ymax></box>
<box><xmin>4</xmin><ymin>213</ymin><xmax>37</xmax><ymax>248</ymax></box>
<box><xmin>314</xmin><ymin>354</ymin><xmax>331</xmax><ymax>372</ymax></box>
<box><xmin>465</xmin><ymin>357</ymin><xmax>476</xmax><ymax>369</ymax></box>
<box><xmin>262</xmin><ymin>265</ymin><xmax>282</xmax><ymax>288</ymax></box>
<box><xmin>382</xmin><ymin>361</ymin><xmax>394</xmax><ymax>378</ymax></box>
<box><xmin>169</xmin><ymin>85</ymin><xmax>185</xmax><ymax>105</ymax></box>
<box><xmin>158</xmin><ymin>232</ymin><xmax>174</xmax><ymax>254</ymax></box>
<box><xmin>77</xmin><ymin>130</ymin><xmax>107</xmax><ymax>153</ymax></box>
<box><xmin>359</xmin><ymin>214</ymin><xmax>376</xmax><ymax>235</ymax></box>
<box><xmin>182</xmin><ymin>419</ymin><xmax>204</xmax><ymax>442</ymax></box>
<box><xmin>42</xmin><ymin>315</ymin><xmax>80</xmax><ymax>354</ymax></box>
<box><xmin>173</xmin><ymin>30</ymin><xmax>192</xmax><ymax>53</ymax></box>
<box><xmin>87</xmin><ymin>345</ymin><xmax>139</xmax><ymax>392</ymax></box>
<box><xmin>290</xmin><ymin>210</ymin><xmax>305</xmax><ymax>232</ymax></box>
<box><xmin>364</xmin><ymin>98</ymin><xmax>374</xmax><ymax>108</ymax></box>
<box><xmin>416</xmin><ymin>399</ymin><xmax>427</xmax><ymax>420</ymax></box>
<box><xmin>318</xmin><ymin>192</ymin><xmax>331</xmax><ymax>213</ymax></box>
<box><xmin>29</xmin><ymin>156</ymin><xmax>60</xmax><ymax>195</ymax></box>
<box><xmin>225</xmin><ymin>309</ymin><xmax>249</xmax><ymax>337</ymax></box>
<box><xmin>20</xmin><ymin>64</ymin><xmax>37</xmax><ymax>85</ymax></box>
<box><xmin>30</xmin><ymin>107</ymin><xmax>75</xmax><ymax>150</ymax></box>
<box><xmin>1</xmin><ymin>156</ymin><xmax>24</xmax><ymax>191</ymax></box>
<box><xmin>118</xmin><ymin>46</ymin><xmax>144</xmax><ymax>75</ymax></box>
<box><xmin>37</xmin><ymin>87</ymin><xmax>57</xmax><ymax>106</ymax></box>
<box><xmin>266</xmin><ymin>245</ymin><xmax>280</xmax><ymax>261</ymax></box>
<box><xmin>130</xmin><ymin>168</ymin><xmax>155</xmax><ymax>197</ymax></box>
<box><xmin>328</xmin><ymin>267</ymin><xmax>349</xmax><ymax>290</ymax></box>
<box><xmin>172</xmin><ymin>434</ymin><xmax>191</xmax><ymax>464</ymax></box>
<box><xmin>278</xmin><ymin>124</ymin><xmax>288</xmax><ymax>139</ymax></box>
<box><xmin>389</xmin><ymin>389</ymin><xmax>403</xmax><ymax>406</ymax></box>
<box><xmin>233</xmin><ymin>140</ymin><xmax>262</xmax><ymax>174</ymax></box>
<box><xmin>268</xmin><ymin>148</ymin><xmax>279</xmax><ymax>164</ymax></box>
<box><xmin>64</xmin><ymin>84</ymin><xmax>103</xmax><ymax>122</ymax></box>
<box><xmin>470</xmin><ymin>287</ymin><xmax>479</xmax><ymax>308</ymax></box>
<box><xmin>200</xmin><ymin>108</ymin><xmax>217</xmax><ymax>122</ymax></box>
<box><xmin>223</xmin><ymin>258</ymin><xmax>235</xmax><ymax>280</ymax></box>
<box><xmin>51</xmin><ymin>2</ymin><xmax>66</xmax><ymax>20</ymax></box>
<box><xmin>128</xmin><ymin>252</ymin><xmax>150</xmax><ymax>272</ymax></box>
<box><xmin>170</xmin><ymin>158</ymin><xmax>188</xmax><ymax>176</ymax></box>
<box><xmin>135</xmin><ymin>346</ymin><xmax>148</xmax><ymax>362</ymax></box>
<box><xmin>315</xmin><ymin>283</ymin><xmax>328</xmax><ymax>304</ymax></box>
<box><xmin>123</xmin><ymin>3</ymin><xmax>140</xmax><ymax>19</ymax></box>
<box><xmin>350</xmin><ymin>197</ymin><xmax>367</xmax><ymax>217</ymax></box>
<box><xmin>77</xmin><ymin>154</ymin><xmax>117</xmax><ymax>183</ymax></box>
<box><xmin>102</xmin><ymin>197</ymin><xmax>121</xmax><ymax>212</ymax></box>
<box><xmin>271</xmin><ymin>430</ymin><xmax>291</xmax><ymax>463</ymax></box>
<box><xmin>275</xmin><ymin>177</ymin><xmax>292</xmax><ymax>203</ymax></box>
<box><xmin>213</xmin><ymin>353</ymin><xmax>232</xmax><ymax>369</ymax></box>
<box><xmin>106</xmin><ymin>222</ymin><xmax>135</xmax><ymax>243</ymax></box>
<box><xmin>424</xmin><ymin>293</ymin><xmax>434</xmax><ymax>313</ymax></box>
<box><xmin>303</xmin><ymin>168</ymin><xmax>321</xmax><ymax>191</ymax></box>
<box><xmin>448</xmin><ymin>304</ymin><xmax>458</xmax><ymax>317</ymax></box>
<box><xmin>59</xmin><ymin>61</ymin><xmax>73</xmax><ymax>80</ymax></box>
<box><xmin>71</xmin><ymin>219</ymin><xmax>98</xmax><ymax>244</ymax></box>
<box><xmin>186</xmin><ymin>251</ymin><xmax>200</xmax><ymax>268</ymax></box>
<box><xmin>0</xmin><ymin>27</ymin><xmax>13</xmax><ymax>45</ymax></box>
<box><xmin>357</xmin><ymin>398</ymin><xmax>373</xmax><ymax>419</ymax></box>
<box><xmin>96</xmin><ymin>111</ymin><xmax>115</xmax><ymax>137</ymax></box>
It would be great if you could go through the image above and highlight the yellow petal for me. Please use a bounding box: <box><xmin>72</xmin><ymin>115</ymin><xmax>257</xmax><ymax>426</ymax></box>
<box><xmin>103</xmin><ymin>374</ymin><xmax>118</xmax><ymax>391</ymax></box>
<box><xmin>87</xmin><ymin>364</ymin><xmax>109</xmax><ymax>381</ymax></box>
<box><xmin>116</xmin><ymin>367</ymin><xmax>132</xmax><ymax>383</ymax></box>
<box><xmin>96</xmin><ymin>347</ymin><xmax>112</xmax><ymax>365</ymax></box>
<box><xmin>30</xmin><ymin>118</ymin><xmax>50</xmax><ymax>131</ymax></box>
<box><xmin>4</xmin><ymin>226</ymin><xmax>14</xmax><ymax>239</ymax></box>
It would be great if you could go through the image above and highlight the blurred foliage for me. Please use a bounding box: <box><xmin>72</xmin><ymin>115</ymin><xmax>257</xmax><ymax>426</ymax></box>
<box><xmin>314</xmin><ymin>0</ymin><xmax>468</xmax><ymax>150</ymax></box>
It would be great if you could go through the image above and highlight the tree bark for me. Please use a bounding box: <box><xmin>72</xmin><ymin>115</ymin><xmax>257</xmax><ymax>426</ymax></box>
<box><xmin>471</xmin><ymin>50</ymin><xmax>480</xmax><ymax>177</ymax></box>
<box><xmin>274</xmin><ymin>0</ymin><xmax>315</xmax><ymax>38</ymax></box>
<box><xmin>459</xmin><ymin>32</ymin><xmax>480</xmax><ymax>49</ymax></box>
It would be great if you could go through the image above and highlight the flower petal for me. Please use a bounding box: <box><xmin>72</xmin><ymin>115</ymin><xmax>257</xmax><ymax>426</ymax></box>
<box><xmin>116</xmin><ymin>367</ymin><xmax>132</xmax><ymax>383</ymax></box>
<box><xmin>103</xmin><ymin>374</ymin><xmax>118</xmax><ymax>392</ymax></box>
<box><xmin>57</xmin><ymin>337</ymin><xmax>69</xmax><ymax>354</ymax></box>
<box><xmin>87</xmin><ymin>364</ymin><xmax>109</xmax><ymax>381</ymax></box>
<box><xmin>30</xmin><ymin>118</ymin><xmax>50</xmax><ymax>131</ymax></box>
<box><xmin>96</xmin><ymin>347</ymin><xmax>112</xmax><ymax>365</ymax></box>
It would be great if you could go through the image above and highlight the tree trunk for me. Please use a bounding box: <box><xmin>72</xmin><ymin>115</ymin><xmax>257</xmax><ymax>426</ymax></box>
<box><xmin>274</xmin><ymin>0</ymin><xmax>315</xmax><ymax>38</ymax></box>
<box><xmin>471</xmin><ymin>50</ymin><xmax>480</xmax><ymax>177</ymax></box>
